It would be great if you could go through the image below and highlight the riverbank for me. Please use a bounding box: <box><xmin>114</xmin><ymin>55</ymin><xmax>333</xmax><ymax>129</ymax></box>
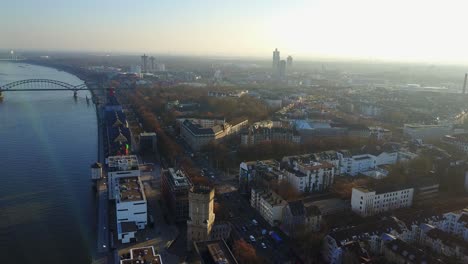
<box><xmin>16</xmin><ymin>60</ymin><xmax>111</xmax><ymax>263</ymax></box>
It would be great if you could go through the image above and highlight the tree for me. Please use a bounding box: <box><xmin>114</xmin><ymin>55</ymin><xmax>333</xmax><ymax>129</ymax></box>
<box><xmin>270</xmin><ymin>179</ymin><xmax>300</xmax><ymax>201</ymax></box>
<box><xmin>233</xmin><ymin>239</ymin><xmax>262</xmax><ymax>264</ymax></box>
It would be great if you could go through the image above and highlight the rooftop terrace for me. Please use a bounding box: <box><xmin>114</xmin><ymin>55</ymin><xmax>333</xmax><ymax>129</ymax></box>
<box><xmin>118</xmin><ymin>177</ymin><xmax>145</xmax><ymax>202</ymax></box>
<box><xmin>167</xmin><ymin>168</ymin><xmax>192</xmax><ymax>189</ymax></box>
<box><xmin>107</xmin><ymin>155</ymin><xmax>139</xmax><ymax>172</ymax></box>
<box><xmin>121</xmin><ymin>246</ymin><xmax>162</xmax><ymax>264</ymax></box>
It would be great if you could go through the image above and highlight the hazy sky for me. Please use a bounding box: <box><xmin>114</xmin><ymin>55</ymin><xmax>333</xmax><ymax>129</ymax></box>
<box><xmin>2</xmin><ymin>0</ymin><xmax>468</xmax><ymax>62</ymax></box>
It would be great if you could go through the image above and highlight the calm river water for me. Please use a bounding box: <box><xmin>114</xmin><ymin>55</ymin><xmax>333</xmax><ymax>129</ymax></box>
<box><xmin>0</xmin><ymin>62</ymin><xmax>96</xmax><ymax>263</ymax></box>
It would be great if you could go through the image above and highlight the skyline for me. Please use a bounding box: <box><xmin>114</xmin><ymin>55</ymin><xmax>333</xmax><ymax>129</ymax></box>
<box><xmin>3</xmin><ymin>0</ymin><xmax>468</xmax><ymax>63</ymax></box>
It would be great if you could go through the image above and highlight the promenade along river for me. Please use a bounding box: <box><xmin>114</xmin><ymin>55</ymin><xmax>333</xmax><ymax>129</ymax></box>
<box><xmin>0</xmin><ymin>62</ymin><xmax>97</xmax><ymax>263</ymax></box>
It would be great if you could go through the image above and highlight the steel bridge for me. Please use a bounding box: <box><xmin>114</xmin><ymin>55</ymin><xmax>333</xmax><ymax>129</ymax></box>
<box><xmin>0</xmin><ymin>79</ymin><xmax>118</xmax><ymax>99</ymax></box>
<box><xmin>0</xmin><ymin>79</ymin><xmax>92</xmax><ymax>92</ymax></box>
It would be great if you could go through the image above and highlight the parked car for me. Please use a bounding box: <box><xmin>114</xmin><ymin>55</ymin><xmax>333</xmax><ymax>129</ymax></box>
<box><xmin>261</xmin><ymin>242</ymin><xmax>267</xmax><ymax>249</ymax></box>
<box><xmin>249</xmin><ymin>235</ymin><xmax>256</xmax><ymax>242</ymax></box>
<box><xmin>252</xmin><ymin>219</ymin><xmax>258</xmax><ymax>225</ymax></box>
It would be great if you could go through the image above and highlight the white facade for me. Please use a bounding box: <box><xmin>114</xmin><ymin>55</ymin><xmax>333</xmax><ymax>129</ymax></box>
<box><xmin>115</xmin><ymin>177</ymin><xmax>147</xmax><ymax>229</ymax></box>
<box><xmin>107</xmin><ymin>155</ymin><xmax>140</xmax><ymax>200</ymax></box>
<box><xmin>351</xmin><ymin>187</ymin><xmax>414</xmax><ymax>217</ymax></box>
<box><xmin>251</xmin><ymin>188</ymin><xmax>287</xmax><ymax>226</ymax></box>
<box><xmin>117</xmin><ymin>222</ymin><xmax>137</xmax><ymax>244</ymax></box>
<box><xmin>374</xmin><ymin>152</ymin><xmax>398</xmax><ymax>166</ymax></box>
<box><xmin>283</xmin><ymin>162</ymin><xmax>336</xmax><ymax>193</ymax></box>
<box><xmin>438</xmin><ymin>209</ymin><xmax>468</xmax><ymax>241</ymax></box>
<box><xmin>339</xmin><ymin>154</ymin><xmax>376</xmax><ymax>176</ymax></box>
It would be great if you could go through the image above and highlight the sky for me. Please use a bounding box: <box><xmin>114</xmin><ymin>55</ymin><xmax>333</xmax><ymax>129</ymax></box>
<box><xmin>2</xmin><ymin>0</ymin><xmax>468</xmax><ymax>63</ymax></box>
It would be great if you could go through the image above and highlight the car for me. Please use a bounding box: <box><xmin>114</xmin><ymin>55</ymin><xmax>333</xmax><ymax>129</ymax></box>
<box><xmin>261</xmin><ymin>242</ymin><xmax>267</xmax><ymax>249</ymax></box>
<box><xmin>252</xmin><ymin>219</ymin><xmax>258</xmax><ymax>225</ymax></box>
<box><xmin>261</xmin><ymin>229</ymin><xmax>267</xmax><ymax>235</ymax></box>
<box><xmin>241</xmin><ymin>226</ymin><xmax>247</xmax><ymax>232</ymax></box>
<box><xmin>249</xmin><ymin>235</ymin><xmax>256</xmax><ymax>242</ymax></box>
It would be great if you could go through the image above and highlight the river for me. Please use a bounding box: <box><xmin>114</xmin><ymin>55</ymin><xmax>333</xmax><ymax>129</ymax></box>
<box><xmin>0</xmin><ymin>62</ymin><xmax>96</xmax><ymax>263</ymax></box>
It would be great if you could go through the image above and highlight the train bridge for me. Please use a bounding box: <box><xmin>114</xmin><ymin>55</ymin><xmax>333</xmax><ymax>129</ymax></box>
<box><xmin>0</xmin><ymin>79</ymin><xmax>117</xmax><ymax>99</ymax></box>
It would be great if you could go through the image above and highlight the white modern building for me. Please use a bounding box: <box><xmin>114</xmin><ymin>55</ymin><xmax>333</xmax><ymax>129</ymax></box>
<box><xmin>338</xmin><ymin>152</ymin><xmax>376</xmax><ymax>176</ymax></box>
<box><xmin>251</xmin><ymin>188</ymin><xmax>287</xmax><ymax>226</ymax></box>
<box><xmin>283</xmin><ymin>161</ymin><xmax>336</xmax><ymax>193</ymax></box>
<box><xmin>115</xmin><ymin>177</ymin><xmax>147</xmax><ymax>229</ymax></box>
<box><xmin>351</xmin><ymin>186</ymin><xmax>414</xmax><ymax>217</ymax></box>
<box><xmin>107</xmin><ymin>155</ymin><xmax>140</xmax><ymax>200</ymax></box>
<box><xmin>106</xmin><ymin>155</ymin><xmax>148</xmax><ymax>243</ymax></box>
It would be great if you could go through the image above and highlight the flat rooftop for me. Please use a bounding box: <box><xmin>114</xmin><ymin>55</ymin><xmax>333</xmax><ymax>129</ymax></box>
<box><xmin>118</xmin><ymin>177</ymin><xmax>145</xmax><ymax>202</ymax></box>
<box><xmin>107</xmin><ymin>155</ymin><xmax>139</xmax><ymax>171</ymax></box>
<box><xmin>118</xmin><ymin>221</ymin><xmax>138</xmax><ymax>234</ymax></box>
<box><xmin>121</xmin><ymin>246</ymin><xmax>163</xmax><ymax>264</ymax></box>
<box><xmin>194</xmin><ymin>240</ymin><xmax>238</xmax><ymax>264</ymax></box>
<box><xmin>167</xmin><ymin>168</ymin><xmax>192</xmax><ymax>189</ymax></box>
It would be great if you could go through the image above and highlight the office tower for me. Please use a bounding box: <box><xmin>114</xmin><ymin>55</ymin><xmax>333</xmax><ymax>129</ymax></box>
<box><xmin>187</xmin><ymin>185</ymin><xmax>215</xmax><ymax>250</ymax></box>
<box><xmin>272</xmin><ymin>48</ymin><xmax>280</xmax><ymax>73</ymax></box>
<box><xmin>141</xmin><ymin>54</ymin><xmax>148</xmax><ymax>73</ymax></box>
<box><xmin>463</xmin><ymin>73</ymin><xmax>467</xmax><ymax>94</ymax></box>
<box><xmin>279</xmin><ymin>60</ymin><xmax>286</xmax><ymax>78</ymax></box>
<box><xmin>287</xmin><ymin>55</ymin><xmax>293</xmax><ymax>67</ymax></box>
<box><xmin>150</xmin><ymin>56</ymin><xmax>155</xmax><ymax>72</ymax></box>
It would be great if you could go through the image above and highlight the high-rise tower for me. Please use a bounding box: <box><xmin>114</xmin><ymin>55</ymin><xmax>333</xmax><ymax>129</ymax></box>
<box><xmin>463</xmin><ymin>73</ymin><xmax>467</xmax><ymax>94</ymax></box>
<box><xmin>279</xmin><ymin>60</ymin><xmax>286</xmax><ymax>78</ymax></box>
<box><xmin>272</xmin><ymin>48</ymin><xmax>280</xmax><ymax>74</ymax></box>
<box><xmin>149</xmin><ymin>56</ymin><xmax>155</xmax><ymax>72</ymax></box>
<box><xmin>141</xmin><ymin>54</ymin><xmax>148</xmax><ymax>73</ymax></box>
<box><xmin>287</xmin><ymin>55</ymin><xmax>293</xmax><ymax>67</ymax></box>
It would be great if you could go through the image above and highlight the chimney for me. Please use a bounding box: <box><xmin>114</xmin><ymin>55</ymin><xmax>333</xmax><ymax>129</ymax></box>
<box><xmin>463</xmin><ymin>73</ymin><xmax>467</xmax><ymax>94</ymax></box>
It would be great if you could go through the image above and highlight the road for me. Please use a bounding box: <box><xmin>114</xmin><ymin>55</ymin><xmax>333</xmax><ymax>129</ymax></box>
<box><xmin>220</xmin><ymin>191</ymin><xmax>292</xmax><ymax>263</ymax></box>
<box><xmin>96</xmin><ymin>182</ymin><xmax>109</xmax><ymax>253</ymax></box>
<box><xmin>94</xmin><ymin>93</ymin><xmax>110</xmax><ymax>262</ymax></box>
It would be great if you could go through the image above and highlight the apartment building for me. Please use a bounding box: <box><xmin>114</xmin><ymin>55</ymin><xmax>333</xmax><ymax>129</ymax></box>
<box><xmin>281</xmin><ymin>200</ymin><xmax>322</xmax><ymax>237</ymax></box>
<box><xmin>443</xmin><ymin>133</ymin><xmax>468</xmax><ymax>153</ymax></box>
<box><xmin>120</xmin><ymin>246</ymin><xmax>163</xmax><ymax>264</ymax></box>
<box><xmin>238</xmin><ymin>160</ymin><xmax>283</xmax><ymax>193</ymax></box>
<box><xmin>419</xmin><ymin>224</ymin><xmax>468</xmax><ymax>262</ymax></box>
<box><xmin>283</xmin><ymin>160</ymin><xmax>336</xmax><ymax>193</ymax></box>
<box><xmin>351</xmin><ymin>186</ymin><xmax>414</xmax><ymax>217</ymax></box>
<box><xmin>338</xmin><ymin>152</ymin><xmax>376</xmax><ymax>176</ymax></box>
<box><xmin>180</xmin><ymin>118</ymin><xmax>248</xmax><ymax>150</ymax></box>
<box><xmin>107</xmin><ymin>155</ymin><xmax>140</xmax><ymax>199</ymax></box>
<box><xmin>251</xmin><ymin>188</ymin><xmax>287</xmax><ymax>226</ymax></box>
<box><xmin>161</xmin><ymin>168</ymin><xmax>193</xmax><ymax>222</ymax></box>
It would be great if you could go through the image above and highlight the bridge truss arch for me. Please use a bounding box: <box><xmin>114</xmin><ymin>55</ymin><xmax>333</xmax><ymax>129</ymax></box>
<box><xmin>0</xmin><ymin>79</ymin><xmax>88</xmax><ymax>91</ymax></box>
